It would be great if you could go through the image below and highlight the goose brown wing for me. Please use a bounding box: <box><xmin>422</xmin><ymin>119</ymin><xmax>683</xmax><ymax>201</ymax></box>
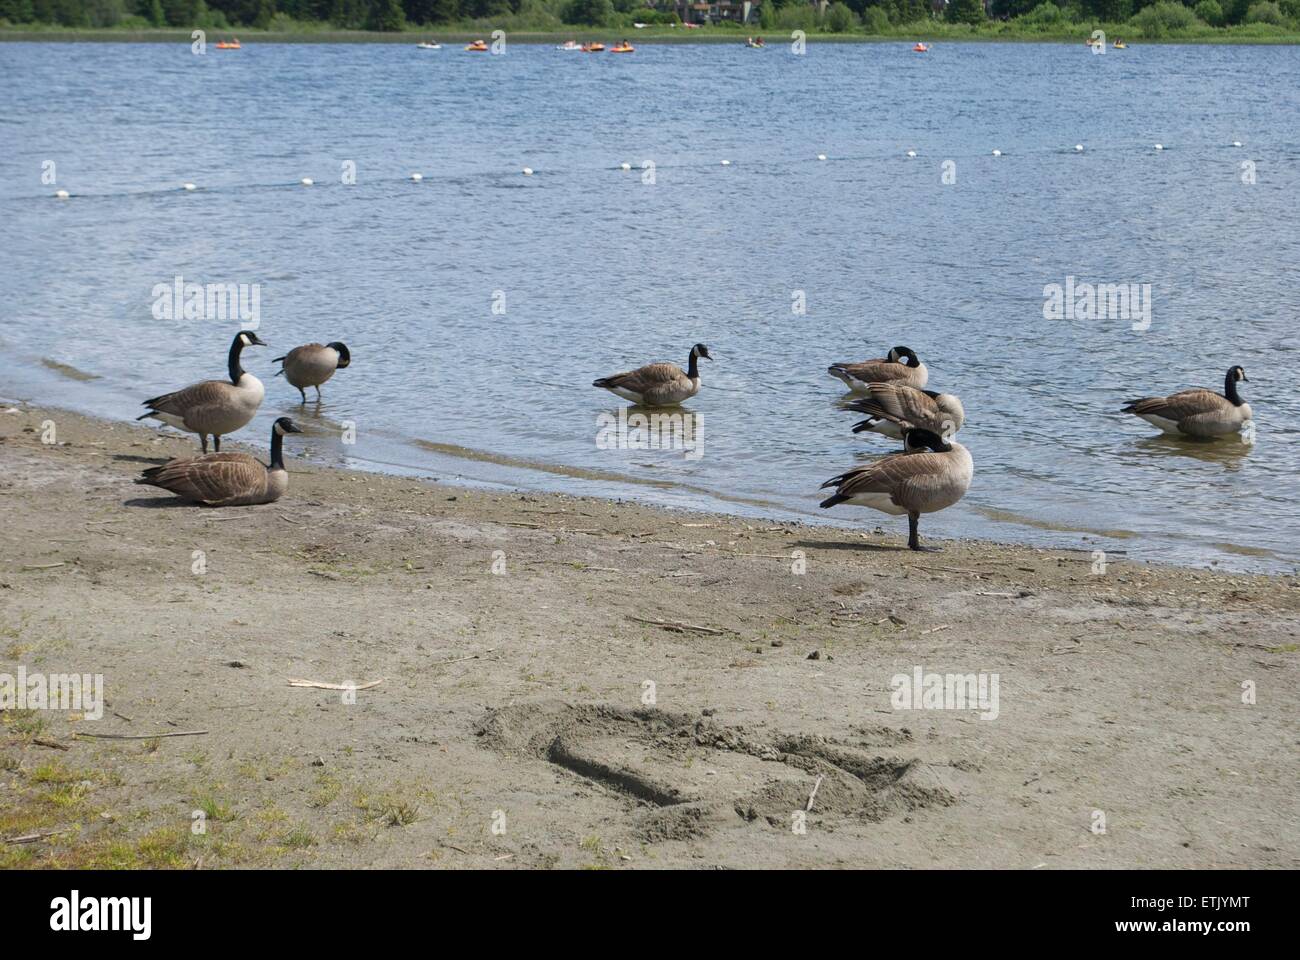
<box><xmin>139</xmin><ymin>453</ymin><xmax>266</xmax><ymax>503</ymax></box>
<box><xmin>596</xmin><ymin>362</ymin><xmax>686</xmax><ymax>392</ymax></box>
<box><xmin>142</xmin><ymin>379</ymin><xmax>237</xmax><ymax>417</ymax></box>
<box><xmin>849</xmin><ymin>384</ymin><xmax>940</xmax><ymax>428</ymax></box>
<box><xmin>1124</xmin><ymin>388</ymin><xmax>1226</xmax><ymax>421</ymax></box>
<box><xmin>829</xmin><ymin>357</ymin><xmax>890</xmax><ymax>380</ymax></box>
<box><xmin>826</xmin><ymin>450</ymin><xmax>948</xmax><ymax>499</ymax></box>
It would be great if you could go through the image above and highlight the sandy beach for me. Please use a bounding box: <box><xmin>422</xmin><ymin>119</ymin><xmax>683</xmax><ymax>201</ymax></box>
<box><xmin>1</xmin><ymin>403</ymin><xmax>1296</xmax><ymax>869</ymax></box>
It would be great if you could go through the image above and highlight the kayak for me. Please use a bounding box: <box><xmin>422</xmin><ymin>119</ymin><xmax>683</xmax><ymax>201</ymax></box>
<box><xmin>610</xmin><ymin>45</ymin><xmax>634</xmax><ymax>53</ymax></box>
<box><xmin>416</xmin><ymin>42</ymin><xmax>441</xmax><ymax>50</ymax></box>
<box><xmin>216</xmin><ymin>41</ymin><xmax>241</xmax><ymax>49</ymax></box>
<box><xmin>557</xmin><ymin>41</ymin><xmax>581</xmax><ymax>50</ymax></box>
<box><xmin>1113</xmin><ymin>41</ymin><xmax>1127</xmax><ymax>48</ymax></box>
<box><xmin>582</xmin><ymin>43</ymin><xmax>605</xmax><ymax>52</ymax></box>
<box><xmin>465</xmin><ymin>41</ymin><xmax>489</xmax><ymax>51</ymax></box>
<box><xmin>913</xmin><ymin>43</ymin><xmax>928</xmax><ymax>53</ymax></box>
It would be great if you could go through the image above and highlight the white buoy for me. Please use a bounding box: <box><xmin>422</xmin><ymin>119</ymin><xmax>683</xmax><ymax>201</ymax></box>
<box><xmin>1074</xmin><ymin>144</ymin><xmax>1084</xmax><ymax>152</ymax></box>
<box><xmin>720</xmin><ymin>159</ymin><xmax>731</xmax><ymax>166</ymax></box>
<box><xmin>54</xmin><ymin>189</ymin><xmax>70</xmax><ymax>199</ymax></box>
<box><xmin>816</xmin><ymin>154</ymin><xmax>827</xmax><ymax>161</ymax></box>
<box><xmin>620</xmin><ymin>162</ymin><xmax>631</xmax><ymax>171</ymax></box>
<box><xmin>410</xmin><ymin>173</ymin><xmax>423</xmax><ymax>181</ymax></box>
<box><xmin>301</xmin><ymin>178</ymin><xmax>314</xmax><ymax>186</ymax></box>
<box><xmin>522</xmin><ymin>167</ymin><xmax>533</xmax><ymax>176</ymax></box>
<box><xmin>906</xmin><ymin>150</ymin><xmax>916</xmax><ymax>158</ymax></box>
<box><xmin>992</xmin><ymin>149</ymin><xmax>1002</xmax><ymax>157</ymax></box>
<box><xmin>1154</xmin><ymin>144</ymin><xmax>1163</xmax><ymax>151</ymax></box>
<box><xmin>1232</xmin><ymin>140</ymin><xmax>1243</xmax><ymax>147</ymax></box>
<box><xmin>182</xmin><ymin>182</ymin><xmax>197</xmax><ymax>191</ymax></box>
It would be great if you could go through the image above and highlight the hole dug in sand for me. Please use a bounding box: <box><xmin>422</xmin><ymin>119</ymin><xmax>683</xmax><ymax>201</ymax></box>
<box><xmin>476</xmin><ymin>702</ymin><xmax>964</xmax><ymax>843</ymax></box>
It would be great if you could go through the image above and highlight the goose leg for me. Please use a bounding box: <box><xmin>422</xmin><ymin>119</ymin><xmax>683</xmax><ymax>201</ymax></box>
<box><xmin>314</xmin><ymin>386</ymin><xmax>322</xmax><ymax>402</ymax></box>
<box><xmin>908</xmin><ymin>512</ymin><xmax>942</xmax><ymax>552</ymax></box>
<box><xmin>201</xmin><ymin>435</ymin><xmax>208</xmax><ymax>454</ymax></box>
<box><xmin>298</xmin><ymin>387</ymin><xmax>307</xmax><ymax>404</ymax></box>
<box><xmin>214</xmin><ymin>435</ymin><xmax>221</xmax><ymax>453</ymax></box>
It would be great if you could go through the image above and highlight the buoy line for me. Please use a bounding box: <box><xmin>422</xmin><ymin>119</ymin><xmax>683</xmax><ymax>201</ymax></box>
<box><xmin>23</xmin><ymin>139</ymin><xmax>1262</xmax><ymax>202</ymax></box>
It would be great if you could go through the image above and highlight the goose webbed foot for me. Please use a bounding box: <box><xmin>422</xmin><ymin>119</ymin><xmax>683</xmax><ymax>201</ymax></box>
<box><xmin>906</xmin><ymin>512</ymin><xmax>941</xmax><ymax>552</ymax></box>
<box><xmin>298</xmin><ymin>388</ymin><xmax>307</xmax><ymax>404</ymax></box>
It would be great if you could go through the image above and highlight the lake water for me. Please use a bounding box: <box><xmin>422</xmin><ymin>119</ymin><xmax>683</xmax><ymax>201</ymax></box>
<box><xmin>2</xmin><ymin>40</ymin><xmax>1298</xmax><ymax>572</ymax></box>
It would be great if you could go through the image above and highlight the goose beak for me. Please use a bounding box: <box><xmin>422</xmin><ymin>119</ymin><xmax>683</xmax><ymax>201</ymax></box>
<box><xmin>246</xmin><ymin>332</ymin><xmax>267</xmax><ymax>346</ymax></box>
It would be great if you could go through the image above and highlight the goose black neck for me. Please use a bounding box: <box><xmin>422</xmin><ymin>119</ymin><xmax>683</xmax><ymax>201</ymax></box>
<box><xmin>1224</xmin><ymin>369</ymin><xmax>1242</xmax><ymax>406</ymax></box>
<box><xmin>687</xmin><ymin>350</ymin><xmax>700</xmax><ymax>379</ymax></box>
<box><xmin>228</xmin><ymin>336</ymin><xmax>245</xmax><ymax>385</ymax></box>
<box><xmin>269</xmin><ymin>427</ymin><xmax>285</xmax><ymax>469</ymax></box>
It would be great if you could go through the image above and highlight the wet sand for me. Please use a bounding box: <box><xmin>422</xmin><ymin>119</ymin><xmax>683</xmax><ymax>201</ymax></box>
<box><xmin>1</xmin><ymin>404</ymin><xmax>1297</xmax><ymax>868</ymax></box>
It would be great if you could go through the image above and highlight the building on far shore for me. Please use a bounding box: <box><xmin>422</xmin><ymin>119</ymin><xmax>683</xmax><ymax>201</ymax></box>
<box><xmin>671</xmin><ymin>0</ymin><xmax>756</xmax><ymax>23</ymax></box>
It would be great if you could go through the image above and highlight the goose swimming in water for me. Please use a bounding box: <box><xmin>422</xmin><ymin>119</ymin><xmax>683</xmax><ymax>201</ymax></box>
<box><xmin>819</xmin><ymin>427</ymin><xmax>973</xmax><ymax>552</ymax></box>
<box><xmin>593</xmin><ymin>343</ymin><xmax>712</xmax><ymax>406</ymax></box>
<box><xmin>846</xmin><ymin>383</ymin><xmax>965</xmax><ymax>442</ymax></box>
<box><xmin>135</xmin><ymin>417</ymin><xmax>303</xmax><ymax>506</ymax></box>
<box><xmin>273</xmin><ymin>342</ymin><xmax>352</xmax><ymax>403</ymax></box>
<box><xmin>827</xmin><ymin>346</ymin><xmax>928</xmax><ymax>393</ymax></box>
<box><xmin>138</xmin><ymin>331</ymin><xmax>266</xmax><ymax>453</ymax></box>
<box><xmin>1121</xmin><ymin>365</ymin><xmax>1252</xmax><ymax>438</ymax></box>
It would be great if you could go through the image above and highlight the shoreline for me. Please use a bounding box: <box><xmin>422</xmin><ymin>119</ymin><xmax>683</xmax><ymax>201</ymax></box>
<box><xmin>4</xmin><ymin>29</ymin><xmax>1300</xmax><ymax>45</ymax></box>
<box><xmin>6</xmin><ymin>357</ymin><xmax>1288</xmax><ymax>575</ymax></box>
<box><xmin>2</xmin><ymin>402</ymin><xmax>1297</xmax><ymax>868</ymax></box>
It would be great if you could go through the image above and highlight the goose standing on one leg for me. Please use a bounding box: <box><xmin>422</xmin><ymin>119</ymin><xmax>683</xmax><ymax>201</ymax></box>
<box><xmin>272</xmin><ymin>341</ymin><xmax>351</xmax><ymax>403</ymax></box>
<box><xmin>1121</xmin><ymin>365</ymin><xmax>1252</xmax><ymax>438</ymax></box>
<box><xmin>827</xmin><ymin>346</ymin><xmax>928</xmax><ymax>393</ymax></box>
<box><xmin>593</xmin><ymin>343</ymin><xmax>712</xmax><ymax>406</ymax></box>
<box><xmin>846</xmin><ymin>383</ymin><xmax>965</xmax><ymax>442</ymax></box>
<box><xmin>135</xmin><ymin>417</ymin><xmax>303</xmax><ymax>506</ymax></box>
<box><xmin>819</xmin><ymin>427</ymin><xmax>973</xmax><ymax>552</ymax></box>
<box><xmin>138</xmin><ymin>331</ymin><xmax>266</xmax><ymax>453</ymax></box>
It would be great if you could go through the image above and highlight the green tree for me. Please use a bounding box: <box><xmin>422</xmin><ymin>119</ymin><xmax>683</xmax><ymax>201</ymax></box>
<box><xmin>861</xmin><ymin>4</ymin><xmax>888</xmax><ymax>29</ymax></box>
<box><xmin>1193</xmin><ymin>0</ymin><xmax>1223</xmax><ymax>23</ymax></box>
<box><xmin>1244</xmin><ymin>0</ymin><xmax>1283</xmax><ymax>21</ymax></box>
<box><xmin>825</xmin><ymin>0</ymin><xmax>857</xmax><ymax>29</ymax></box>
<box><xmin>564</xmin><ymin>0</ymin><xmax>612</xmax><ymax>23</ymax></box>
<box><xmin>946</xmin><ymin>0</ymin><xmax>985</xmax><ymax>23</ymax></box>
<box><xmin>365</xmin><ymin>0</ymin><xmax>404</xmax><ymax>27</ymax></box>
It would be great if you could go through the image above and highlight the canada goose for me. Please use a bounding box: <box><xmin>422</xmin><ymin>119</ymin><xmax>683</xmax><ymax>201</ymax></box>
<box><xmin>272</xmin><ymin>341</ymin><xmax>351</xmax><ymax>403</ymax></box>
<box><xmin>593</xmin><ymin>343</ymin><xmax>712</xmax><ymax>406</ymax></box>
<box><xmin>846</xmin><ymin>383</ymin><xmax>965</xmax><ymax>441</ymax></box>
<box><xmin>138</xmin><ymin>331</ymin><xmax>266</xmax><ymax>453</ymax></box>
<box><xmin>135</xmin><ymin>417</ymin><xmax>303</xmax><ymax>506</ymax></box>
<box><xmin>819</xmin><ymin>428</ymin><xmax>973</xmax><ymax>552</ymax></box>
<box><xmin>828</xmin><ymin>346</ymin><xmax>928</xmax><ymax>393</ymax></box>
<box><xmin>1121</xmin><ymin>365</ymin><xmax>1252</xmax><ymax>438</ymax></box>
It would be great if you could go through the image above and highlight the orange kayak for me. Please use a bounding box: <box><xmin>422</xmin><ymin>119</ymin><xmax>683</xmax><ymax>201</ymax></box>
<box><xmin>913</xmin><ymin>43</ymin><xmax>928</xmax><ymax>53</ymax></box>
<box><xmin>465</xmin><ymin>41</ymin><xmax>489</xmax><ymax>51</ymax></box>
<box><xmin>582</xmin><ymin>43</ymin><xmax>605</xmax><ymax>52</ymax></box>
<box><xmin>610</xmin><ymin>46</ymin><xmax>634</xmax><ymax>53</ymax></box>
<box><xmin>216</xmin><ymin>41</ymin><xmax>241</xmax><ymax>49</ymax></box>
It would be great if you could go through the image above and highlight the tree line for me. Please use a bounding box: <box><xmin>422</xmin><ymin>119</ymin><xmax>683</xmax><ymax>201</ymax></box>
<box><xmin>2</xmin><ymin>0</ymin><xmax>1296</xmax><ymax>30</ymax></box>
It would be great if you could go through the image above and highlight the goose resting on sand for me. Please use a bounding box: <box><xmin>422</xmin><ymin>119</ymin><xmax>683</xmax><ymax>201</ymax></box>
<box><xmin>135</xmin><ymin>417</ymin><xmax>303</xmax><ymax>506</ymax></box>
